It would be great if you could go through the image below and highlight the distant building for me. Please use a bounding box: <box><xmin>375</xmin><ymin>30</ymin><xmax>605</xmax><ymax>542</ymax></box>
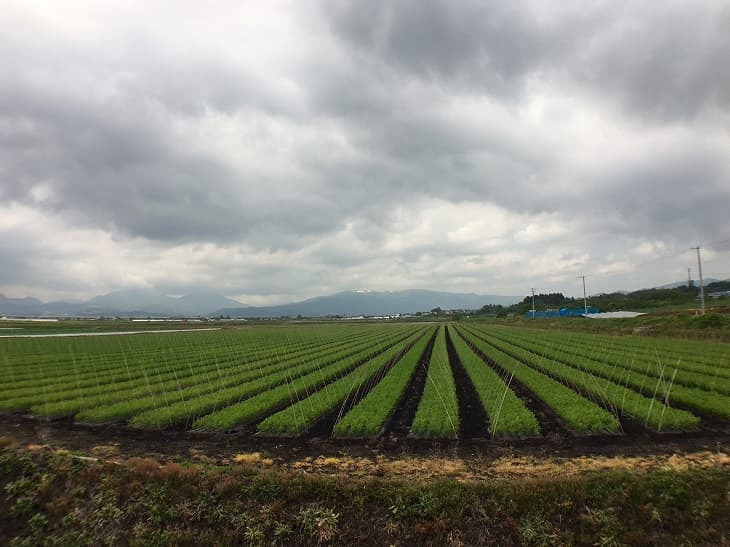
<box><xmin>525</xmin><ymin>307</ymin><xmax>600</xmax><ymax>318</ymax></box>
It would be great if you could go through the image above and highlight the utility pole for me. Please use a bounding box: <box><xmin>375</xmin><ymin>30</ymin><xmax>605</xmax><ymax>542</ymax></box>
<box><xmin>687</xmin><ymin>267</ymin><xmax>692</xmax><ymax>288</ymax></box>
<box><xmin>580</xmin><ymin>275</ymin><xmax>588</xmax><ymax>316</ymax></box>
<box><xmin>530</xmin><ymin>288</ymin><xmax>536</xmax><ymax>318</ymax></box>
<box><xmin>692</xmin><ymin>246</ymin><xmax>705</xmax><ymax>315</ymax></box>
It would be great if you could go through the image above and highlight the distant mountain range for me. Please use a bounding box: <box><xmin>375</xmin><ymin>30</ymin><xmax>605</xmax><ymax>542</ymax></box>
<box><xmin>213</xmin><ymin>290</ymin><xmax>520</xmax><ymax>318</ymax></box>
<box><xmin>7</xmin><ymin>279</ymin><xmax>722</xmax><ymax>318</ymax></box>
<box><xmin>0</xmin><ymin>289</ymin><xmax>244</xmax><ymax>318</ymax></box>
<box><xmin>0</xmin><ymin>289</ymin><xmax>519</xmax><ymax>318</ymax></box>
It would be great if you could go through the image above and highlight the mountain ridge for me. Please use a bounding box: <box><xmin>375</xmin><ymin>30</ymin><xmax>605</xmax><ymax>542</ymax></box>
<box><xmin>1</xmin><ymin>289</ymin><xmax>518</xmax><ymax>318</ymax></box>
<box><xmin>0</xmin><ymin>290</ymin><xmax>245</xmax><ymax>318</ymax></box>
<box><xmin>212</xmin><ymin>289</ymin><xmax>520</xmax><ymax>318</ymax></box>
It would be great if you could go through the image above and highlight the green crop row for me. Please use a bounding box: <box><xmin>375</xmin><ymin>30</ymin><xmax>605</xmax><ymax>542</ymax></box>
<box><xmin>455</xmin><ymin>327</ymin><xmax>621</xmax><ymax>434</ymax></box>
<box><xmin>32</xmin><ymin>326</ymin><xmax>397</xmax><ymax>420</ymax></box>
<box><xmin>509</xmin><ymin>325</ymin><xmax>730</xmax><ymax>370</ymax></box>
<box><xmin>478</xmin><ymin>326</ymin><xmax>730</xmax><ymax>421</ymax></box>
<box><xmin>256</xmin><ymin>329</ymin><xmax>429</xmax><ymax>435</ymax></box>
<box><xmin>411</xmin><ymin>326</ymin><xmax>459</xmax><ymax>438</ymax></box>
<box><xmin>0</xmin><ymin>331</ymin><xmax>283</xmax><ymax>398</ymax></box>
<box><xmin>0</xmin><ymin>329</ymin><xmax>249</xmax><ymax>380</ymax></box>
<box><xmin>489</xmin><ymin>325</ymin><xmax>730</xmax><ymax>381</ymax></box>
<box><xmin>463</xmin><ymin>326</ymin><xmax>700</xmax><ymax>431</ymax></box>
<box><xmin>135</xmin><ymin>327</ymin><xmax>422</xmax><ymax>429</ymax></box>
<box><xmin>0</xmin><ymin>325</ymin><xmax>372</xmax><ymax>385</ymax></box>
<box><xmin>0</xmin><ymin>335</ymin><xmax>322</xmax><ymax>410</ymax></box>
<box><xmin>332</xmin><ymin>328</ymin><xmax>436</xmax><ymax>437</ymax></box>
<box><xmin>450</xmin><ymin>330</ymin><xmax>540</xmax><ymax>437</ymax></box>
<box><xmin>0</xmin><ymin>326</ymin><xmax>374</xmax><ymax>395</ymax></box>
<box><xmin>486</xmin><ymin>326</ymin><xmax>730</xmax><ymax>394</ymax></box>
<box><xmin>1</xmin><ymin>327</ymin><xmax>383</xmax><ymax>414</ymax></box>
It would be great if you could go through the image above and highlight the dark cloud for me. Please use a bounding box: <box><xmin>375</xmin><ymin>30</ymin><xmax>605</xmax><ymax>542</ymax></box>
<box><xmin>0</xmin><ymin>1</ymin><xmax>728</xmax><ymax>301</ymax></box>
<box><xmin>324</xmin><ymin>0</ymin><xmax>576</xmax><ymax>96</ymax></box>
<box><xmin>323</xmin><ymin>0</ymin><xmax>730</xmax><ymax>119</ymax></box>
<box><xmin>573</xmin><ymin>3</ymin><xmax>730</xmax><ymax>120</ymax></box>
<box><xmin>593</xmin><ymin>148</ymin><xmax>730</xmax><ymax>239</ymax></box>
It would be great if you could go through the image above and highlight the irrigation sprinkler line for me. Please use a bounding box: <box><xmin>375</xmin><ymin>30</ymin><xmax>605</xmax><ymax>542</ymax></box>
<box><xmin>492</xmin><ymin>372</ymin><xmax>514</xmax><ymax>439</ymax></box>
<box><xmin>619</xmin><ymin>370</ymin><xmax>631</xmax><ymax>431</ymax></box>
<box><xmin>645</xmin><ymin>354</ymin><xmax>666</xmax><ymax>430</ymax></box>
<box><xmin>657</xmin><ymin>368</ymin><xmax>679</xmax><ymax>432</ymax></box>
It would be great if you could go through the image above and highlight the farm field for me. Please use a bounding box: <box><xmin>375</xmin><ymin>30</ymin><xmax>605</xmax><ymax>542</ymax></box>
<box><xmin>0</xmin><ymin>321</ymin><xmax>729</xmax><ymax>441</ymax></box>
<box><xmin>2</xmin><ymin>319</ymin><xmax>729</xmax><ymax>545</ymax></box>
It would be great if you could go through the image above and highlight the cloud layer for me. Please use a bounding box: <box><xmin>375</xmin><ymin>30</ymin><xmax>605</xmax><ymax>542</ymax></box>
<box><xmin>1</xmin><ymin>0</ymin><xmax>729</xmax><ymax>303</ymax></box>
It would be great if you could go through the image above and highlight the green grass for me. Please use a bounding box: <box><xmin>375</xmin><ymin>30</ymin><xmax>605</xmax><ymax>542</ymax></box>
<box><xmin>482</xmin><ymin>307</ymin><xmax>730</xmax><ymax>342</ymax></box>
<box><xmin>2</xmin><ymin>443</ymin><xmax>728</xmax><ymax>546</ymax></box>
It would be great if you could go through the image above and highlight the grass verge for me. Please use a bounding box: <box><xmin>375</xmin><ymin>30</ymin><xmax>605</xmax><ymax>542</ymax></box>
<box><xmin>1</xmin><ymin>442</ymin><xmax>728</xmax><ymax>546</ymax></box>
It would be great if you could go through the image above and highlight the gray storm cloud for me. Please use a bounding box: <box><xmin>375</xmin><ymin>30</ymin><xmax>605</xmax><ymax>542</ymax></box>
<box><xmin>0</xmin><ymin>0</ymin><xmax>728</xmax><ymax>301</ymax></box>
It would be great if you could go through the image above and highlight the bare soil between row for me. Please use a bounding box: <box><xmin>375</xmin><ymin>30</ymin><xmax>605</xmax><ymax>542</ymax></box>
<box><xmin>2</xmin><ymin>413</ymin><xmax>729</xmax><ymax>481</ymax></box>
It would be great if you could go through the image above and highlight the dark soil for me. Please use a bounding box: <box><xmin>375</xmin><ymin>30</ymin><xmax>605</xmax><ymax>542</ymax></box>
<box><xmin>384</xmin><ymin>330</ymin><xmax>437</xmax><ymax>438</ymax></box>
<box><xmin>0</xmin><ymin>414</ymin><xmax>730</xmax><ymax>468</ymax></box>
<box><xmin>2</xmin><ymin>413</ymin><xmax>730</xmax><ymax>468</ymax></box>
<box><xmin>445</xmin><ymin>326</ymin><xmax>489</xmax><ymax>439</ymax></box>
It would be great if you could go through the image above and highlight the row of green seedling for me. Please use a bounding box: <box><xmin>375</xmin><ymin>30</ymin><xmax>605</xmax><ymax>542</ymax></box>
<box><xmin>62</xmin><ymin>327</ymin><xmax>413</xmax><ymax>422</ymax></box>
<box><xmin>0</xmin><ymin>331</ymin><xmax>266</xmax><ymax>394</ymax></box>
<box><xmin>462</xmin><ymin>327</ymin><xmax>700</xmax><ymax>432</ymax></box>
<box><xmin>0</xmin><ymin>326</ymin><xmax>362</xmax><ymax>389</ymax></box>
<box><xmin>0</xmin><ymin>325</ymin><xmax>358</xmax><ymax>383</ymax></box>
<box><xmin>332</xmin><ymin>328</ymin><xmax>437</xmax><ymax>437</ymax></box>
<box><xmin>131</xmin><ymin>327</ymin><xmax>423</xmax><ymax>429</ymax></box>
<box><xmin>476</xmin><ymin>326</ymin><xmax>730</xmax><ymax>421</ymax></box>
<box><xmin>410</xmin><ymin>326</ymin><xmax>460</xmax><ymax>438</ymax></box>
<box><xmin>256</xmin><ymin>329</ymin><xmax>430</xmax><ymax>435</ymax></box>
<box><xmin>456</xmin><ymin>327</ymin><xmax>621</xmax><ymax>434</ymax></box>
<box><xmin>0</xmin><ymin>329</ymin><xmax>235</xmax><ymax>375</ymax></box>
<box><xmin>509</xmin><ymin>325</ymin><xmax>730</xmax><ymax>369</ymax></box>
<box><xmin>491</xmin><ymin>325</ymin><xmax>730</xmax><ymax>379</ymax></box>
<box><xmin>1</xmin><ymin>329</ymin><xmax>372</xmax><ymax>413</ymax></box>
<box><xmin>0</xmin><ymin>333</ymin><xmax>327</xmax><ymax>404</ymax></box>
<box><xmin>450</xmin><ymin>330</ymin><xmax>540</xmax><ymax>437</ymax></box>
<box><xmin>484</xmin><ymin>326</ymin><xmax>730</xmax><ymax>395</ymax></box>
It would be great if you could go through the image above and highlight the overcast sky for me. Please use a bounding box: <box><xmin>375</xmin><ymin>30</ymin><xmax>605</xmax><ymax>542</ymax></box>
<box><xmin>1</xmin><ymin>1</ymin><xmax>729</xmax><ymax>304</ymax></box>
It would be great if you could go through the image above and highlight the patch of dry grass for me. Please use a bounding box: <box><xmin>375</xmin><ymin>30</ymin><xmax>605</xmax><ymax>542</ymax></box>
<box><xmin>233</xmin><ymin>451</ymin><xmax>274</xmax><ymax>466</ymax></box>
